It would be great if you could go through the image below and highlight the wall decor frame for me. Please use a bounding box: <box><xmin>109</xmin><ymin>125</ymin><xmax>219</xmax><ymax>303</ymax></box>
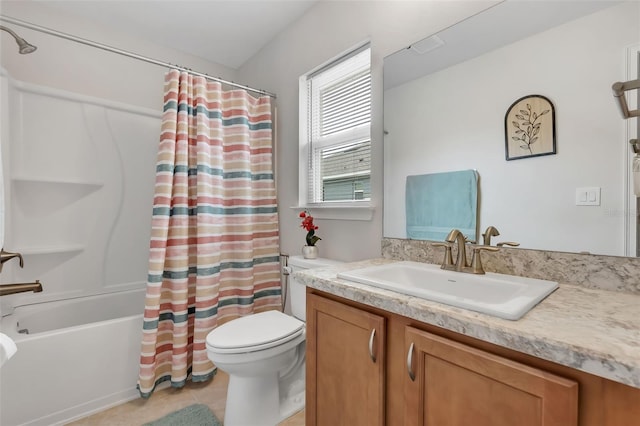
<box><xmin>504</xmin><ymin>94</ymin><xmax>556</xmax><ymax>161</ymax></box>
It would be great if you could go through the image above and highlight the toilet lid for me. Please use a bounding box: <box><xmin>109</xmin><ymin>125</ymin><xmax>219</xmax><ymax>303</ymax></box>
<box><xmin>206</xmin><ymin>310</ymin><xmax>304</xmax><ymax>352</ymax></box>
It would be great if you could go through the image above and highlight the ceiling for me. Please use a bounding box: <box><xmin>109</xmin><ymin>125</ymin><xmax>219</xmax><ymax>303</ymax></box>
<box><xmin>25</xmin><ymin>0</ymin><xmax>319</xmax><ymax>69</ymax></box>
<box><xmin>384</xmin><ymin>0</ymin><xmax>620</xmax><ymax>90</ymax></box>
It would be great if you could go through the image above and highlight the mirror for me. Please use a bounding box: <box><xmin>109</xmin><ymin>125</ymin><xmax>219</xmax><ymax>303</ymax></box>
<box><xmin>383</xmin><ymin>1</ymin><xmax>640</xmax><ymax>256</ymax></box>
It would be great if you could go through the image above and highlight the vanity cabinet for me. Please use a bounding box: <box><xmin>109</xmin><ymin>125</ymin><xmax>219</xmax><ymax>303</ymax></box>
<box><xmin>404</xmin><ymin>326</ymin><xmax>578</xmax><ymax>426</ymax></box>
<box><xmin>306</xmin><ymin>289</ymin><xmax>640</xmax><ymax>426</ymax></box>
<box><xmin>306</xmin><ymin>293</ymin><xmax>385</xmax><ymax>426</ymax></box>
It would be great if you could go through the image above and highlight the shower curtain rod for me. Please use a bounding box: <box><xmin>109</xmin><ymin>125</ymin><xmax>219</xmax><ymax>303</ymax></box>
<box><xmin>0</xmin><ymin>15</ymin><xmax>276</xmax><ymax>98</ymax></box>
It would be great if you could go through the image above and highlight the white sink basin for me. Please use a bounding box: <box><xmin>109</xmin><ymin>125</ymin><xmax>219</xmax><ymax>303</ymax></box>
<box><xmin>337</xmin><ymin>261</ymin><xmax>558</xmax><ymax>320</ymax></box>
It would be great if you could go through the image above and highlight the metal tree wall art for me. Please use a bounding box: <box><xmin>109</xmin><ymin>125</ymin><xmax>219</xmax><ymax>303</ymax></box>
<box><xmin>504</xmin><ymin>95</ymin><xmax>556</xmax><ymax>160</ymax></box>
<box><xmin>513</xmin><ymin>105</ymin><xmax>548</xmax><ymax>154</ymax></box>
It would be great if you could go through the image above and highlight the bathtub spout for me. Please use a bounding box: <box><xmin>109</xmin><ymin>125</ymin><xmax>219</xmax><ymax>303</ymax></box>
<box><xmin>0</xmin><ymin>280</ymin><xmax>43</xmax><ymax>296</ymax></box>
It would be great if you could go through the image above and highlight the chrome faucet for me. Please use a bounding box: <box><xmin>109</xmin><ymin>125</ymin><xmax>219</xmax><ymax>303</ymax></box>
<box><xmin>0</xmin><ymin>280</ymin><xmax>43</xmax><ymax>296</ymax></box>
<box><xmin>0</xmin><ymin>249</ymin><xmax>24</xmax><ymax>272</ymax></box>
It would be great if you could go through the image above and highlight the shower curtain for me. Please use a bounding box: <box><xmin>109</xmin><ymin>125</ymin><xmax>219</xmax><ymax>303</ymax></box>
<box><xmin>138</xmin><ymin>70</ymin><xmax>281</xmax><ymax>397</ymax></box>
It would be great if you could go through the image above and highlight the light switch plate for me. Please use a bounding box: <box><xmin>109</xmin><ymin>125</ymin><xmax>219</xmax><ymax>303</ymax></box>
<box><xmin>575</xmin><ymin>187</ymin><xmax>601</xmax><ymax>206</ymax></box>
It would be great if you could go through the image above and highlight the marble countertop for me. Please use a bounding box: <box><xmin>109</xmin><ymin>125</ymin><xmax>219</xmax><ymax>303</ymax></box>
<box><xmin>294</xmin><ymin>258</ymin><xmax>640</xmax><ymax>389</ymax></box>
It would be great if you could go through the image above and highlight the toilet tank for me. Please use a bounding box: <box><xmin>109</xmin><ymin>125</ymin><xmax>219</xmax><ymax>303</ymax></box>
<box><xmin>287</xmin><ymin>255</ymin><xmax>344</xmax><ymax>321</ymax></box>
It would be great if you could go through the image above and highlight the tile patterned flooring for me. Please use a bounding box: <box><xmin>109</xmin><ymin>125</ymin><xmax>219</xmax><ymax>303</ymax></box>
<box><xmin>67</xmin><ymin>371</ymin><xmax>305</xmax><ymax>426</ymax></box>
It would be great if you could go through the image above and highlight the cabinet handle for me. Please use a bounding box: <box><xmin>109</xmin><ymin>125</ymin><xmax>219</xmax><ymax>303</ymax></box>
<box><xmin>407</xmin><ymin>342</ymin><xmax>415</xmax><ymax>381</ymax></box>
<box><xmin>368</xmin><ymin>328</ymin><xmax>376</xmax><ymax>362</ymax></box>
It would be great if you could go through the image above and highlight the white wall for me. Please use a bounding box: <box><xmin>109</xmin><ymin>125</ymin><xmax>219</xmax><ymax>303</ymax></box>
<box><xmin>238</xmin><ymin>0</ymin><xmax>498</xmax><ymax>262</ymax></box>
<box><xmin>383</xmin><ymin>2</ymin><xmax>639</xmax><ymax>256</ymax></box>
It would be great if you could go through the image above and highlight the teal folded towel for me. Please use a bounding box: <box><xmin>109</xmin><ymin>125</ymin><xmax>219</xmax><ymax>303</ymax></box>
<box><xmin>406</xmin><ymin>170</ymin><xmax>478</xmax><ymax>241</ymax></box>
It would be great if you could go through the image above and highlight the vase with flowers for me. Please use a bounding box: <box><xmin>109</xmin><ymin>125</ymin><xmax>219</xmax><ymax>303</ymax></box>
<box><xmin>300</xmin><ymin>210</ymin><xmax>321</xmax><ymax>259</ymax></box>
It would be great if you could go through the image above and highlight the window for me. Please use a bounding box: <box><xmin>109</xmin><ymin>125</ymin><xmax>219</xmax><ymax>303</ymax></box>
<box><xmin>299</xmin><ymin>45</ymin><xmax>371</xmax><ymax>206</ymax></box>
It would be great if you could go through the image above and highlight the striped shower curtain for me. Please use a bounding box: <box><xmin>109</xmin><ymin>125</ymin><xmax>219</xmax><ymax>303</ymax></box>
<box><xmin>138</xmin><ymin>70</ymin><xmax>281</xmax><ymax>397</ymax></box>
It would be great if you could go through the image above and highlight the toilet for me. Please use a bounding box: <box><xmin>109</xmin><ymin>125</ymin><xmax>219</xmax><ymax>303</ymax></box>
<box><xmin>205</xmin><ymin>255</ymin><xmax>343</xmax><ymax>426</ymax></box>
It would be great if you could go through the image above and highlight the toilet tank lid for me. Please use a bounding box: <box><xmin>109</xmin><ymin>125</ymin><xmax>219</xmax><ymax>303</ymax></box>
<box><xmin>287</xmin><ymin>255</ymin><xmax>344</xmax><ymax>269</ymax></box>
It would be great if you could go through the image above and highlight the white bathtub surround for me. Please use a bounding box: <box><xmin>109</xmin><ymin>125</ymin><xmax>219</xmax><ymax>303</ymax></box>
<box><xmin>0</xmin><ymin>289</ymin><xmax>146</xmax><ymax>426</ymax></box>
<box><xmin>0</xmin><ymin>70</ymin><xmax>161</xmax><ymax>425</ymax></box>
<box><xmin>0</xmin><ymin>70</ymin><xmax>161</xmax><ymax>306</ymax></box>
<box><xmin>0</xmin><ymin>140</ymin><xmax>5</xmax><ymax>252</ymax></box>
<box><xmin>138</xmin><ymin>71</ymin><xmax>281</xmax><ymax>398</ymax></box>
<box><xmin>294</xmin><ymin>258</ymin><xmax>640</xmax><ymax>390</ymax></box>
<box><xmin>0</xmin><ymin>71</ymin><xmax>8</xmax><ymax>252</ymax></box>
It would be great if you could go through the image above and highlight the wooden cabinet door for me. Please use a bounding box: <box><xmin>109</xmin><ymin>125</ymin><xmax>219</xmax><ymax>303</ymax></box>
<box><xmin>404</xmin><ymin>326</ymin><xmax>578</xmax><ymax>426</ymax></box>
<box><xmin>306</xmin><ymin>293</ymin><xmax>385</xmax><ymax>426</ymax></box>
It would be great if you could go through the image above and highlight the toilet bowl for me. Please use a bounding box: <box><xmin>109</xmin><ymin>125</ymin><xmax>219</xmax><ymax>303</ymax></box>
<box><xmin>206</xmin><ymin>255</ymin><xmax>343</xmax><ymax>426</ymax></box>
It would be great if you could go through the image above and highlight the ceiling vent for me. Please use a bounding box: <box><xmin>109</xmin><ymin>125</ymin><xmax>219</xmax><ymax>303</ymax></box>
<box><xmin>408</xmin><ymin>35</ymin><xmax>445</xmax><ymax>55</ymax></box>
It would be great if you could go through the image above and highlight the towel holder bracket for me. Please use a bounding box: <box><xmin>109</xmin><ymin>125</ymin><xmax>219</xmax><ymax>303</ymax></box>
<box><xmin>612</xmin><ymin>80</ymin><xmax>640</xmax><ymax>119</ymax></box>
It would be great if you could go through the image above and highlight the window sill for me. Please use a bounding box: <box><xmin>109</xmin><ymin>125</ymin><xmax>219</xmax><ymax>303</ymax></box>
<box><xmin>291</xmin><ymin>203</ymin><xmax>375</xmax><ymax>221</ymax></box>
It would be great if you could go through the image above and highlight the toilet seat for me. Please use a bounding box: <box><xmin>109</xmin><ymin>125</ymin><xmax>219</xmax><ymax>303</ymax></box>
<box><xmin>206</xmin><ymin>310</ymin><xmax>304</xmax><ymax>354</ymax></box>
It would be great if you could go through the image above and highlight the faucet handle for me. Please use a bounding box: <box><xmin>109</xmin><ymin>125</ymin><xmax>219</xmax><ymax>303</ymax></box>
<box><xmin>0</xmin><ymin>249</ymin><xmax>24</xmax><ymax>272</ymax></box>
<box><xmin>431</xmin><ymin>242</ymin><xmax>454</xmax><ymax>269</ymax></box>
<box><xmin>468</xmin><ymin>245</ymin><xmax>499</xmax><ymax>274</ymax></box>
<box><xmin>497</xmin><ymin>241</ymin><xmax>520</xmax><ymax>247</ymax></box>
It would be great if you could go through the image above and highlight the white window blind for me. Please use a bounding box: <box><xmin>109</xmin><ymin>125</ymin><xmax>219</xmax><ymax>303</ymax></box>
<box><xmin>303</xmin><ymin>46</ymin><xmax>371</xmax><ymax>204</ymax></box>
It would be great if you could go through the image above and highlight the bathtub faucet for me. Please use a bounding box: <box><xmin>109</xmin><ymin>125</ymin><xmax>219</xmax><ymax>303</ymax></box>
<box><xmin>0</xmin><ymin>248</ymin><xmax>24</xmax><ymax>272</ymax></box>
<box><xmin>0</xmin><ymin>280</ymin><xmax>43</xmax><ymax>297</ymax></box>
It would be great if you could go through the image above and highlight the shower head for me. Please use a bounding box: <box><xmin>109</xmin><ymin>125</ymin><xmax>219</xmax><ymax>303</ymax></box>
<box><xmin>0</xmin><ymin>25</ymin><xmax>37</xmax><ymax>54</ymax></box>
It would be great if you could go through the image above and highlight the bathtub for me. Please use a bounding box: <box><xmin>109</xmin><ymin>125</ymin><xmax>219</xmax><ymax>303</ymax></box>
<box><xmin>0</xmin><ymin>289</ymin><xmax>146</xmax><ymax>426</ymax></box>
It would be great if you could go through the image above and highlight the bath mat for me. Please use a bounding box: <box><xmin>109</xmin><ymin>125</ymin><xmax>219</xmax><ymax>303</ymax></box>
<box><xmin>143</xmin><ymin>403</ymin><xmax>222</xmax><ymax>426</ymax></box>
